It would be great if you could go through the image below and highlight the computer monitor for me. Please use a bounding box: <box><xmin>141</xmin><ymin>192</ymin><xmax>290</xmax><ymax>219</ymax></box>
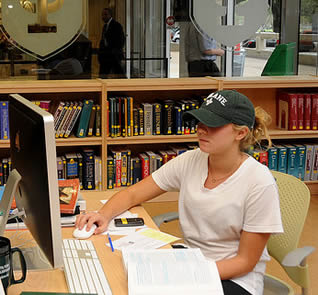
<box><xmin>0</xmin><ymin>93</ymin><xmax>63</xmax><ymax>269</ymax></box>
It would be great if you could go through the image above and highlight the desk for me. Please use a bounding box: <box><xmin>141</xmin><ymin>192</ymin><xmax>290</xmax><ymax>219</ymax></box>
<box><xmin>7</xmin><ymin>191</ymin><xmax>163</xmax><ymax>295</ymax></box>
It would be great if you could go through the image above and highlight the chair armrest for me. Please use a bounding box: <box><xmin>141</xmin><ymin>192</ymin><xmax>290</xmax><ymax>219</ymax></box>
<box><xmin>282</xmin><ymin>246</ymin><xmax>315</xmax><ymax>267</ymax></box>
<box><xmin>152</xmin><ymin>212</ymin><xmax>179</xmax><ymax>227</ymax></box>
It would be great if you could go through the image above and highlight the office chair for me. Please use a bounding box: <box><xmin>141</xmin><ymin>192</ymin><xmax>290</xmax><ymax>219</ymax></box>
<box><xmin>152</xmin><ymin>171</ymin><xmax>315</xmax><ymax>295</ymax></box>
<box><xmin>261</xmin><ymin>42</ymin><xmax>296</xmax><ymax>76</ymax></box>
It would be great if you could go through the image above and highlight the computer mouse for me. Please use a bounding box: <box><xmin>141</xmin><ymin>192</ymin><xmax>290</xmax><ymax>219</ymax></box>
<box><xmin>73</xmin><ymin>224</ymin><xmax>97</xmax><ymax>239</ymax></box>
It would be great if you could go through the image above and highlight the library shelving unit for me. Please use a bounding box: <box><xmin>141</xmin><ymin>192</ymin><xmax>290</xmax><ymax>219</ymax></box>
<box><xmin>1</xmin><ymin>75</ymin><xmax>318</xmax><ymax>196</ymax></box>
<box><xmin>0</xmin><ymin>79</ymin><xmax>105</xmax><ymax>188</ymax></box>
<box><xmin>211</xmin><ymin>75</ymin><xmax>318</xmax><ymax>196</ymax></box>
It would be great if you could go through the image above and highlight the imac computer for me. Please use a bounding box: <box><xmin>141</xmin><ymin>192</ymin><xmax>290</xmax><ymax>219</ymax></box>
<box><xmin>0</xmin><ymin>93</ymin><xmax>63</xmax><ymax>269</ymax></box>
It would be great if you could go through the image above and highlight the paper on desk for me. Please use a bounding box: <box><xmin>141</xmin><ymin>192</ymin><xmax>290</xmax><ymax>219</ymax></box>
<box><xmin>122</xmin><ymin>248</ymin><xmax>224</xmax><ymax>295</ymax></box>
<box><xmin>106</xmin><ymin>228</ymin><xmax>180</xmax><ymax>250</ymax></box>
<box><xmin>100</xmin><ymin>200</ymin><xmax>147</xmax><ymax>235</ymax></box>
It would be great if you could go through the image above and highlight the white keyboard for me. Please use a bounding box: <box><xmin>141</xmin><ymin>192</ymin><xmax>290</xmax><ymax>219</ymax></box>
<box><xmin>62</xmin><ymin>239</ymin><xmax>113</xmax><ymax>295</ymax></box>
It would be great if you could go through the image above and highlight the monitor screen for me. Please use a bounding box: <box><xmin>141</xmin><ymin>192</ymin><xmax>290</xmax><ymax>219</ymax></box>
<box><xmin>2</xmin><ymin>93</ymin><xmax>63</xmax><ymax>269</ymax></box>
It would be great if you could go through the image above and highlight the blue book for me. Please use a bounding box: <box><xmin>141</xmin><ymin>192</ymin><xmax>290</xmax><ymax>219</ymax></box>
<box><xmin>0</xmin><ymin>101</ymin><xmax>9</xmax><ymax>140</ymax></box>
<box><xmin>65</xmin><ymin>153</ymin><xmax>78</xmax><ymax>179</ymax></box>
<box><xmin>285</xmin><ymin>144</ymin><xmax>298</xmax><ymax>178</ymax></box>
<box><xmin>267</xmin><ymin>146</ymin><xmax>278</xmax><ymax>171</ymax></box>
<box><xmin>276</xmin><ymin>145</ymin><xmax>288</xmax><ymax>173</ymax></box>
<box><xmin>294</xmin><ymin>144</ymin><xmax>306</xmax><ymax>181</ymax></box>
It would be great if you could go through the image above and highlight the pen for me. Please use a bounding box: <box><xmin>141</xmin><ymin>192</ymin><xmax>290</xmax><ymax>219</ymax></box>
<box><xmin>107</xmin><ymin>232</ymin><xmax>114</xmax><ymax>252</ymax></box>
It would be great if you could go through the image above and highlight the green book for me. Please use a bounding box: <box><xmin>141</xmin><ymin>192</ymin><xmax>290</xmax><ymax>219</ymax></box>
<box><xmin>75</xmin><ymin>99</ymin><xmax>93</xmax><ymax>138</ymax></box>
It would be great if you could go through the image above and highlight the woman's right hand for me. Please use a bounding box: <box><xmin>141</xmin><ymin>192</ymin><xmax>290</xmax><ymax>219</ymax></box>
<box><xmin>75</xmin><ymin>211</ymin><xmax>110</xmax><ymax>235</ymax></box>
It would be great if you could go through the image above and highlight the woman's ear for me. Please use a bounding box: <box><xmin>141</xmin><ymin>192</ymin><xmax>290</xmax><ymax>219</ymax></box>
<box><xmin>236</xmin><ymin>126</ymin><xmax>249</xmax><ymax>140</ymax></box>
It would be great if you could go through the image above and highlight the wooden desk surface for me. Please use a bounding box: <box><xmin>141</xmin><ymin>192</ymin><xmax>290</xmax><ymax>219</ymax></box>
<box><xmin>7</xmin><ymin>191</ymin><xmax>162</xmax><ymax>295</ymax></box>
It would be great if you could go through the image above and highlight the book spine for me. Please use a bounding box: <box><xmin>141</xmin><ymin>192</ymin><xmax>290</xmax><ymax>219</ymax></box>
<box><xmin>311</xmin><ymin>145</ymin><xmax>318</xmax><ymax>181</ymax></box>
<box><xmin>133</xmin><ymin>108</ymin><xmax>139</xmax><ymax>136</ymax></box>
<box><xmin>311</xmin><ymin>94</ymin><xmax>318</xmax><ymax>130</ymax></box>
<box><xmin>163</xmin><ymin>101</ymin><xmax>174</xmax><ymax>135</ymax></box>
<box><xmin>58</xmin><ymin>102</ymin><xmax>74</xmax><ymax>138</ymax></box>
<box><xmin>76</xmin><ymin>153</ymin><xmax>83</xmax><ymax>190</ymax></box>
<box><xmin>82</xmin><ymin>150</ymin><xmax>95</xmax><ymax>190</ymax></box>
<box><xmin>267</xmin><ymin>147</ymin><xmax>278</xmax><ymax>171</ymax></box>
<box><xmin>153</xmin><ymin>103</ymin><xmax>161</xmax><ymax>135</ymax></box>
<box><xmin>174</xmin><ymin>106</ymin><xmax>182</xmax><ymax>135</ymax></box>
<box><xmin>304</xmin><ymin>94</ymin><xmax>312</xmax><ymax>130</ymax></box>
<box><xmin>304</xmin><ymin>144</ymin><xmax>314</xmax><ymax>181</ymax></box>
<box><xmin>76</xmin><ymin>99</ymin><xmax>93</xmax><ymax>138</ymax></box>
<box><xmin>53</xmin><ymin>101</ymin><xmax>65</xmax><ymax>129</ymax></box>
<box><xmin>95</xmin><ymin>104</ymin><xmax>101</xmax><ymax>137</ymax></box>
<box><xmin>65</xmin><ymin>153</ymin><xmax>78</xmax><ymax>179</ymax></box>
<box><xmin>121</xmin><ymin>150</ymin><xmax>128</xmax><ymax>186</ymax></box>
<box><xmin>129</xmin><ymin>97</ymin><xmax>134</xmax><ymax>137</ymax></box>
<box><xmin>295</xmin><ymin>145</ymin><xmax>306</xmax><ymax>180</ymax></box>
<box><xmin>55</xmin><ymin>102</ymin><xmax>69</xmax><ymax>135</ymax></box>
<box><xmin>107</xmin><ymin>156</ymin><xmax>115</xmax><ymax>189</ymax></box>
<box><xmin>277</xmin><ymin>146</ymin><xmax>288</xmax><ymax>173</ymax></box>
<box><xmin>132</xmin><ymin>157</ymin><xmax>142</xmax><ymax>184</ymax></box>
<box><xmin>297</xmin><ymin>94</ymin><xmax>304</xmax><ymax>130</ymax></box>
<box><xmin>0</xmin><ymin>101</ymin><xmax>9</xmax><ymax>140</ymax></box>
<box><xmin>138</xmin><ymin>108</ymin><xmax>144</xmax><ymax>135</ymax></box>
<box><xmin>2</xmin><ymin>158</ymin><xmax>8</xmax><ymax>184</ymax></box>
<box><xmin>139</xmin><ymin>153</ymin><xmax>149</xmax><ymax>179</ymax></box>
<box><xmin>121</xmin><ymin>98</ymin><xmax>127</xmax><ymax>137</ymax></box>
<box><xmin>87</xmin><ymin>105</ymin><xmax>97</xmax><ymax>136</ymax></box>
<box><xmin>143</xmin><ymin>103</ymin><xmax>153</xmax><ymax>136</ymax></box>
<box><xmin>56</xmin><ymin>157</ymin><xmax>64</xmax><ymax>179</ymax></box>
<box><xmin>286</xmin><ymin>146</ymin><xmax>298</xmax><ymax>178</ymax></box>
<box><xmin>127</xmin><ymin>150</ymin><xmax>131</xmax><ymax>186</ymax></box>
<box><xmin>0</xmin><ymin>161</ymin><xmax>3</xmax><ymax>186</ymax></box>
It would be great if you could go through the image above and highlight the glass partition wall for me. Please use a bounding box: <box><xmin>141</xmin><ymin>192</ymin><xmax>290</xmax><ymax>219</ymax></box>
<box><xmin>0</xmin><ymin>0</ymin><xmax>316</xmax><ymax>80</ymax></box>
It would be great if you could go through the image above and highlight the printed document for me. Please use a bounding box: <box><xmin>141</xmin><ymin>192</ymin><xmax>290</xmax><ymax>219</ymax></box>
<box><xmin>106</xmin><ymin>228</ymin><xmax>180</xmax><ymax>250</ymax></box>
<box><xmin>122</xmin><ymin>248</ymin><xmax>224</xmax><ymax>295</ymax></box>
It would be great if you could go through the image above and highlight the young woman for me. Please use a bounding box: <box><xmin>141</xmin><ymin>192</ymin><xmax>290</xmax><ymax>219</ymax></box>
<box><xmin>76</xmin><ymin>90</ymin><xmax>283</xmax><ymax>295</ymax></box>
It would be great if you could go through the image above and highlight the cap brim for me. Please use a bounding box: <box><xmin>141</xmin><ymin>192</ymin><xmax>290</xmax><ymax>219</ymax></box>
<box><xmin>183</xmin><ymin>108</ymin><xmax>230</xmax><ymax>127</ymax></box>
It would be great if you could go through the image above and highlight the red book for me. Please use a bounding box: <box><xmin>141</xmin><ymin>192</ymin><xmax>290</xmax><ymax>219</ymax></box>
<box><xmin>277</xmin><ymin>92</ymin><xmax>298</xmax><ymax>130</ymax></box>
<box><xmin>297</xmin><ymin>94</ymin><xmax>304</xmax><ymax>130</ymax></box>
<box><xmin>139</xmin><ymin>153</ymin><xmax>150</xmax><ymax>179</ymax></box>
<box><xmin>58</xmin><ymin>178</ymin><xmax>80</xmax><ymax>214</ymax></box>
<box><xmin>158</xmin><ymin>151</ymin><xmax>168</xmax><ymax>164</ymax></box>
<box><xmin>166</xmin><ymin>150</ymin><xmax>177</xmax><ymax>162</ymax></box>
<box><xmin>311</xmin><ymin>94</ymin><xmax>318</xmax><ymax>130</ymax></box>
<box><xmin>304</xmin><ymin>94</ymin><xmax>312</xmax><ymax>130</ymax></box>
<box><xmin>259</xmin><ymin>150</ymin><xmax>269</xmax><ymax>167</ymax></box>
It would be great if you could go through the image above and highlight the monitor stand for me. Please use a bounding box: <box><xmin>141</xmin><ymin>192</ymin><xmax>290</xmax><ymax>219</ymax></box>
<box><xmin>12</xmin><ymin>246</ymin><xmax>53</xmax><ymax>271</ymax></box>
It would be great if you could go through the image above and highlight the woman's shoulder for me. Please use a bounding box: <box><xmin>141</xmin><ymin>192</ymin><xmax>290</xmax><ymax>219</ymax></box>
<box><xmin>244</xmin><ymin>155</ymin><xmax>276</xmax><ymax>183</ymax></box>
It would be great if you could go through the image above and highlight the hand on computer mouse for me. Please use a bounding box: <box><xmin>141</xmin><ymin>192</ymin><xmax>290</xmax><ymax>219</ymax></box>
<box><xmin>75</xmin><ymin>212</ymin><xmax>109</xmax><ymax>235</ymax></box>
<box><xmin>73</xmin><ymin>224</ymin><xmax>97</xmax><ymax>239</ymax></box>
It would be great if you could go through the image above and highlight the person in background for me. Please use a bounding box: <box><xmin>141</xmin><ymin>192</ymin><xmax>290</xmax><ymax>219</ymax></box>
<box><xmin>76</xmin><ymin>90</ymin><xmax>283</xmax><ymax>295</ymax></box>
<box><xmin>98</xmin><ymin>8</ymin><xmax>125</xmax><ymax>78</ymax></box>
<box><xmin>185</xmin><ymin>23</ymin><xmax>224</xmax><ymax>77</ymax></box>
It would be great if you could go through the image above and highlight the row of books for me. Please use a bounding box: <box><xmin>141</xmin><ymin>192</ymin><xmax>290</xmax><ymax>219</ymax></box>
<box><xmin>107</xmin><ymin>96</ymin><xmax>204</xmax><ymax>138</ymax></box>
<box><xmin>107</xmin><ymin>144</ymin><xmax>198</xmax><ymax>189</ymax></box>
<box><xmin>251</xmin><ymin>143</ymin><xmax>318</xmax><ymax>181</ymax></box>
<box><xmin>0</xmin><ymin>150</ymin><xmax>102</xmax><ymax>191</ymax></box>
<box><xmin>50</xmin><ymin>100</ymin><xmax>101</xmax><ymax>138</ymax></box>
<box><xmin>277</xmin><ymin>91</ymin><xmax>318</xmax><ymax>130</ymax></box>
<box><xmin>57</xmin><ymin>150</ymin><xmax>102</xmax><ymax>191</ymax></box>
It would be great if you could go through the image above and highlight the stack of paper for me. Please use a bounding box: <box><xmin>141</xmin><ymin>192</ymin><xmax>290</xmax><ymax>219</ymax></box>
<box><xmin>106</xmin><ymin>228</ymin><xmax>180</xmax><ymax>250</ymax></box>
<box><xmin>122</xmin><ymin>248</ymin><xmax>224</xmax><ymax>295</ymax></box>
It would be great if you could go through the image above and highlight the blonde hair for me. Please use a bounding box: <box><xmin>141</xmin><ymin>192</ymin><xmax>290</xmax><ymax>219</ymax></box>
<box><xmin>233</xmin><ymin>106</ymin><xmax>272</xmax><ymax>151</ymax></box>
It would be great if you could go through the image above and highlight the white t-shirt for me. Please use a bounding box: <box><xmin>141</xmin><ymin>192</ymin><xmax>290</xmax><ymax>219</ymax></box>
<box><xmin>152</xmin><ymin>149</ymin><xmax>283</xmax><ymax>295</ymax></box>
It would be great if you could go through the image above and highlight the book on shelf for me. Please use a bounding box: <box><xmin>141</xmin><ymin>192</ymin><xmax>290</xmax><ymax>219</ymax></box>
<box><xmin>152</xmin><ymin>103</ymin><xmax>162</xmax><ymax>135</ymax></box>
<box><xmin>285</xmin><ymin>144</ymin><xmax>298</xmax><ymax>178</ymax></box>
<box><xmin>56</xmin><ymin>102</ymin><xmax>74</xmax><ymax>138</ymax></box>
<box><xmin>297</xmin><ymin>93</ymin><xmax>304</xmax><ymax>130</ymax></box>
<box><xmin>294</xmin><ymin>144</ymin><xmax>306</xmax><ymax>180</ymax></box>
<box><xmin>304</xmin><ymin>144</ymin><xmax>314</xmax><ymax>181</ymax></box>
<box><xmin>0</xmin><ymin>101</ymin><xmax>9</xmax><ymax>140</ymax></box>
<box><xmin>76</xmin><ymin>99</ymin><xmax>94</xmax><ymax>138</ymax></box>
<box><xmin>162</xmin><ymin>100</ymin><xmax>174</xmax><ymax>135</ymax></box>
<box><xmin>58</xmin><ymin>178</ymin><xmax>80</xmax><ymax>214</ymax></box>
<box><xmin>139</xmin><ymin>153</ymin><xmax>149</xmax><ymax>179</ymax></box>
<box><xmin>55</xmin><ymin>101</ymin><xmax>69</xmax><ymax>135</ymax></box>
<box><xmin>142</xmin><ymin>103</ymin><xmax>153</xmax><ymax>136</ymax></box>
<box><xmin>304</xmin><ymin>94</ymin><xmax>312</xmax><ymax>130</ymax></box>
<box><xmin>311</xmin><ymin>93</ymin><xmax>318</xmax><ymax>130</ymax></box>
<box><xmin>95</xmin><ymin>104</ymin><xmax>101</xmax><ymax>137</ymax></box>
<box><xmin>76</xmin><ymin>153</ymin><xmax>84</xmax><ymax>190</ymax></box>
<box><xmin>87</xmin><ymin>104</ymin><xmax>97</xmax><ymax>136</ymax></box>
<box><xmin>65</xmin><ymin>153</ymin><xmax>79</xmax><ymax>179</ymax></box>
<box><xmin>267</xmin><ymin>146</ymin><xmax>278</xmax><ymax>171</ymax></box>
<box><xmin>276</xmin><ymin>145</ymin><xmax>288</xmax><ymax>174</ymax></box>
<box><xmin>64</xmin><ymin>102</ymin><xmax>83</xmax><ymax>138</ymax></box>
<box><xmin>310</xmin><ymin>145</ymin><xmax>318</xmax><ymax>181</ymax></box>
<box><xmin>107</xmin><ymin>156</ymin><xmax>115</xmax><ymax>189</ymax></box>
<box><xmin>82</xmin><ymin>149</ymin><xmax>95</xmax><ymax>190</ymax></box>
